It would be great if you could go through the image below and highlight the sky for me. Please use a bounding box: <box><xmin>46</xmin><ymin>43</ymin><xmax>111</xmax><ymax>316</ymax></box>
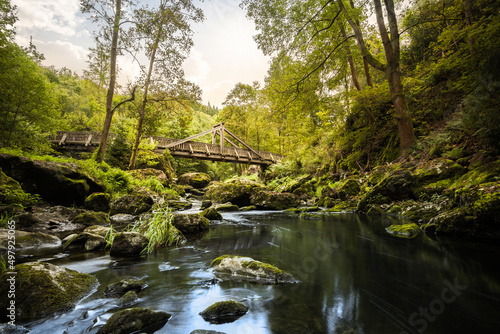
<box><xmin>11</xmin><ymin>0</ymin><xmax>271</xmax><ymax>108</ymax></box>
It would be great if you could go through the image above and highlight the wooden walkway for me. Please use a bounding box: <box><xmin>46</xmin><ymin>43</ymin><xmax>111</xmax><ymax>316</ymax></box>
<box><xmin>49</xmin><ymin>123</ymin><xmax>283</xmax><ymax>165</ymax></box>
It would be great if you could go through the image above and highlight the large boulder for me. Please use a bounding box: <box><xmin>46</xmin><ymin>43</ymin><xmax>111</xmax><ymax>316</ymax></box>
<box><xmin>199</xmin><ymin>301</ymin><xmax>249</xmax><ymax>324</ymax></box>
<box><xmin>110</xmin><ymin>232</ymin><xmax>148</xmax><ymax>256</ymax></box>
<box><xmin>177</xmin><ymin>172</ymin><xmax>211</xmax><ymax>189</ymax></box>
<box><xmin>0</xmin><ymin>153</ymin><xmax>104</xmax><ymax>206</ymax></box>
<box><xmin>172</xmin><ymin>213</ymin><xmax>210</xmax><ymax>235</ymax></box>
<box><xmin>97</xmin><ymin>308</ymin><xmax>171</xmax><ymax>334</ymax></box>
<box><xmin>165</xmin><ymin>200</ymin><xmax>192</xmax><ymax>211</ymax></box>
<box><xmin>110</xmin><ymin>193</ymin><xmax>154</xmax><ymax>215</ymax></box>
<box><xmin>84</xmin><ymin>192</ymin><xmax>111</xmax><ymax>212</ymax></box>
<box><xmin>385</xmin><ymin>223</ymin><xmax>420</xmax><ymax>239</ymax></box>
<box><xmin>357</xmin><ymin>169</ymin><xmax>415</xmax><ymax>213</ymax></box>
<box><xmin>0</xmin><ymin>169</ymin><xmax>38</xmax><ymax>209</ymax></box>
<box><xmin>250</xmin><ymin>190</ymin><xmax>299</xmax><ymax>210</ymax></box>
<box><xmin>0</xmin><ymin>229</ymin><xmax>61</xmax><ymax>251</ymax></box>
<box><xmin>0</xmin><ymin>262</ymin><xmax>97</xmax><ymax>322</ymax></box>
<box><xmin>210</xmin><ymin>255</ymin><xmax>295</xmax><ymax>284</ymax></box>
<box><xmin>63</xmin><ymin>225</ymin><xmax>110</xmax><ymax>251</ymax></box>
<box><xmin>203</xmin><ymin>179</ymin><xmax>264</xmax><ymax>207</ymax></box>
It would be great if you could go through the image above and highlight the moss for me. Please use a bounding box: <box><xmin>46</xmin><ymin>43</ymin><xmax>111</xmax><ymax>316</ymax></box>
<box><xmin>97</xmin><ymin>308</ymin><xmax>171</xmax><ymax>334</ymax></box>
<box><xmin>385</xmin><ymin>223</ymin><xmax>420</xmax><ymax>238</ymax></box>
<box><xmin>452</xmin><ymin>160</ymin><xmax>500</xmax><ymax>188</ymax></box>
<box><xmin>199</xmin><ymin>301</ymin><xmax>249</xmax><ymax>324</ymax></box>
<box><xmin>0</xmin><ymin>169</ymin><xmax>39</xmax><ymax>207</ymax></box>
<box><xmin>210</xmin><ymin>255</ymin><xmax>231</xmax><ymax>267</ymax></box>
<box><xmin>72</xmin><ymin>211</ymin><xmax>110</xmax><ymax>226</ymax></box>
<box><xmin>0</xmin><ymin>262</ymin><xmax>97</xmax><ymax>322</ymax></box>
<box><xmin>473</xmin><ymin>191</ymin><xmax>500</xmax><ymax>220</ymax></box>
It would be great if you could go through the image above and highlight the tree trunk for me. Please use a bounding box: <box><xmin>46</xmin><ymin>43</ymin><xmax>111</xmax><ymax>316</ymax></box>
<box><xmin>95</xmin><ymin>0</ymin><xmax>121</xmax><ymax>163</ymax></box>
<box><xmin>363</xmin><ymin>57</ymin><xmax>372</xmax><ymax>87</ymax></box>
<box><xmin>128</xmin><ymin>7</ymin><xmax>163</xmax><ymax>170</ymax></box>
<box><xmin>373</xmin><ymin>0</ymin><xmax>414</xmax><ymax>155</ymax></box>
<box><xmin>340</xmin><ymin>23</ymin><xmax>362</xmax><ymax>91</ymax></box>
<box><xmin>464</xmin><ymin>0</ymin><xmax>475</xmax><ymax>57</ymax></box>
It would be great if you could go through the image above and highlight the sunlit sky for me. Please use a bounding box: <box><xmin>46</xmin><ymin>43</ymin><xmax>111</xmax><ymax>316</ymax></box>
<box><xmin>11</xmin><ymin>0</ymin><xmax>270</xmax><ymax>108</ymax></box>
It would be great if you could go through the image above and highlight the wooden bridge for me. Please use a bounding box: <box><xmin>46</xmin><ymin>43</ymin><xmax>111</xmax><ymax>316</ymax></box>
<box><xmin>49</xmin><ymin>123</ymin><xmax>283</xmax><ymax>165</ymax></box>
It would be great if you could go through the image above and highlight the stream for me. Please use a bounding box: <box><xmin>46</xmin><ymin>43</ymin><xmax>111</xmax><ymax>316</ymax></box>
<box><xmin>21</xmin><ymin>210</ymin><xmax>500</xmax><ymax>334</ymax></box>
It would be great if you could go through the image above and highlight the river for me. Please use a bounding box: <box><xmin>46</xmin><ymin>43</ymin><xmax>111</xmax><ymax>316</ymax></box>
<box><xmin>23</xmin><ymin>210</ymin><xmax>500</xmax><ymax>333</ymax></box>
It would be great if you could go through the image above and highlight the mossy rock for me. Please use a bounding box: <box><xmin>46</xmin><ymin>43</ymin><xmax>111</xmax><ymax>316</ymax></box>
<box><xmin>172</xmin><ymin>213</ymin><xmax>210</xmax><ymax>234</ymax></box>
<box><xmin>452</xmin><ymin>160</ymin><xmax>500</xmax><ymax>188</ymax></box>
<box><xmin>177</xmin><ymin>172</ymin><xmax>211</xmax><ymax>189</ymax></box>
<box><xmin>250</xmin><ymin>190</ymin><xmax>299</xmax><ymax>210</ymax></box>
<box><xmin>285</xmin><ymin>206</ymin><xmax>319</xmax><ymax>213</ymax></box>
<box><xmin>203</xmin><ymin>179</ymin><xmax>264</xmax><ymax>207</ymax></box>
<box><xmin>240</xmin><ymin>205</ymin><xmax>257</xmax><ymax>211</ymax></box>
<box><xmin>104</xmin><ymin>279</ymin><xmax>145</xmax><ymax>297</ymax></box>
<box><xmin>210</xmin><ymin>255</ymin><xmax>295</xmax><ymax>284</ymax></box>
<box><xmin>84</xmin><ymin>192</ymin><xmax>111</xmax><ymax>212</ymax></box>
<box><xmin>199</xmin><ymin>300</ymin><xmax>249</xmax><ymax>324</ymax></box>
<box><xmin>190</xmin><ymin>330</ymin><xmax>227</xmax><ymax>334</ymax></box>
<box><xmin>117</xmin><ymin>290</ymin><xmax>139</xmax><ymax>307</ymax></box>
<box><xmin>366</xmin><ymin>205</ymin><xmax>387</xmax><ymax>216</ymax></box>
<box><xmin>0</xmin><ymin>262</ymin><xmax>97</xmax><ymax>322</ymax></box>
<box><xmin>0</xmin><ymin>154</ymin><xmax>104</xmax><ymax>206</ymax></box>
<box><xmin>72</xmin><ymin>211</ymin><xmax>110</xmax><ymax>227</ymax></box>
<box><xmin>401</xmin><ymin>202</ymin><xmax>441</xmax><ymax>223</ymax></box>
<box><xmin>427</xmin><ymin>207</ymin><xmax>476</xmax><ymax>236</ymax></box>
<box><xmin>110</xmin><ymin>192</ymin><xmax>154</xmax><ymax>215</ymax></box>
<box><xmin>165</xmin><ymin>200</ymin><xmax>192</xmax><ymax>211</ymax></box>
<box><xmin>0</xmin><ymin>169</ymin><xmax>38</xmax><ymax>208</ymax></box>
<box><xmin>110</xmin><ymin>232</ymin><xmax>149</xmax><ymax>257</ymax></box>
<box><xmin>97</xmin><ymin>308</ymin><xmax>171</xmax><ymax>334</ymax></box>
<box><xmin>201</xmin><ymin>207</ymin><xmax>223</xmax><ymax>220</ymax></box>
<box><xmin>385</xmin><ymin>223</ymin><xmax>420</xmax><ymax>239</ymax></box>
<box><xmin>336</xmin><ymin>179</ymin><xmax>360</xmax><ymax>200</ymax></box>
<box><xmin>473</xmin><ymin>191</ymin><xmax>500</xmax><ymax>222</ymax></box>
<box><xmin>299</xmin><ymin>212</ymin><xmax>321</xmax><ymax>220</ymax></box>
<box><xmin>214</xmin><ymin>203</ymin><xmax>240</xmax><ymax>212</ymax></box>
<box><xmin>201</xmin><ymin>200</ymin><xmax>212</xmax><ymax>210</ymax></box>
<box><xmin>0</xmin><ymin>229</ymin><xmax>61</xmax><ymax>251</ymax></box>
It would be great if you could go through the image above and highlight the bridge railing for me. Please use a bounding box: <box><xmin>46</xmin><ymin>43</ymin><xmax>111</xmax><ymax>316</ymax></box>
<box><xmin>154</xmin><ymin>137</ymin><xmax>283</xmax><ymax>162</ymax></box>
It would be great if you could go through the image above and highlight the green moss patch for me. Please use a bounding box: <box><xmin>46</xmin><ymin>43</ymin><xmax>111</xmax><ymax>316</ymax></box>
<box><xmin>385</xmin><ymin>223</ymin><xmax>420</xmax><ymax>239</ymax></box>
<box><xmin>199</xmin><ymin>300</ymin><xmax>249</xmax><ymax>324</ymax></box>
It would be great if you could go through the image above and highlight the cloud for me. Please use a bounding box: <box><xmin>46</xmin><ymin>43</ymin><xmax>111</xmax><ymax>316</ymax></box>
<box><xmin>183</xmin><ymin>48</ymin><xmax>211</xmax><ymax>84</ymax></box>
<box><xmin>13</xmin><ymin>0</ymin><xmax>83</xmax><ymax>36</ymax></box>
<box><xmin>31</xmin><ymin>39</ymin><xmax>89</xmax><ymax>73</ymax></box>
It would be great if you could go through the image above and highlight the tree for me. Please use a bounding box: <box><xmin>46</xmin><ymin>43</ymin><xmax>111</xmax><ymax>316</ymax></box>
<box><xmin>81</xmin><ymin>0</ymin><xmax>135</xmax><ymax>162</ymax></box>
<box><xmin>0</xmin><ymin>0</ymin><xmax>16</xmax><ymax>47</ymax></box>
<box><xmin>127</xmin><ymin>0</ymin><xmax>203</xmax><ymax>170</ymax></box>
<box><xmin>241</xmin><ymin>0</ymin><xmax>416</xmax><ymax>155</ymax></box>
<box><xmin>0</xmin><ymin>43</ymin><xmax>59</xmax><ymax>151</ymax></box>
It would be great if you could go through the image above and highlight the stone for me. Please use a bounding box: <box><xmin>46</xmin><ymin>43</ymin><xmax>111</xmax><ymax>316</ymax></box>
<box><xmin>366</xmin><ymin>205</ymin><xmax>386</xmax><ymax>216</ymax></box>
<box><xmin>0</xmin><ymin>169</ymin><xmax>38</xmax><ymax>208</ymax></box>
<box><xmin>172</xmin><ymin>213</ymin><xmax>210</xmax><ymax>235</ymax></box>
<box><xmin>214</xmin><ymin>202</ymin><xmax>240</xmax><ymax>212</ymax></box>
<box><xmin>191</xmin><ymin>330</ymin><xmax>227</xmax><ymax>334</ymax></box>
<box><xmin>165</xmin><ymin>200</ymin><xmax>193</xmax><ymax>211</ymax></box>
<box><xmin>97</xmin><ymin>308</ymin><xmax>171</xmax><ymax>334</ymax></box>
<box><xmin>84</xmin><ymin>192</ymin><xmax>111</xmax><ymax>212</ymax></box>
<box><xmin>0</xmin><ymin>229</ymin><xmax>60</xmax><ymax>251</ymax></box>
<box><xmin>250</xmin><ymin>190</ymin><xmax>299</xmax><ymax>210</ymax></box>
<box><xmin>110</xmin><ymin>232</ymin><xmax>148</xmax><ymax>257</ymax></box>
<box><xmin>63</xmin><ymin>226</ymin><xmax>110</xmax><ymax>251</ymax></box>
<box><xmin>0</xmin><ymin>153</ymin><xmax>104</xmax><ymax>206</ymax></box>
<box><xmin>12</xmin><ymin>212</ymin><xmax>43</xmax><ymax>229</ymax></box>
<box><xmin>177</xmin><ymin>172</ymin><xmax>211</xmax><ymax>189</ymax></box>
<box><xmin>201</xmin><ymin>200</ymin><xmax>212</xmax><ymax>210</ymax></box>
<box><xmin>199</xmin><ymin>300</ymin><xmax>249</xmax><ymax>324</ymax></box>
<box><xmin>104</xmin><ymin>279</ymin><xmax>145</xmax><ymax>297</ymax></box>
<box><xmin>110</xmin><ymin>214</ymin><xmax>136</xmax><ymax>225</ymax></box>
<box><xmin>72</xmin><ymin>211</ymin><xmax>110</xmax><ymax>227</ymax></box>
<box><xmin>385</xmin><ymin>223</ymin><xmax>420</xmax><ymax>238</ymax></box>
<box><xmin>201</xmin><ymin>207</ymin><xmax>223</xmax><ymax>220</ymax></box>
<box><xmin>0</xmin><ymin>262</ymin><xmax>97</xmax><ymax>322</ymax></box>
<box><xmin>110</xmin><ymin>193</ymin><xmax>154</xmax><ymax>215</ymax></box>
<box><xmin>117</xmin><ymin>290</ymin><xmax>139</xmax><ymax>306</ymax></box>
<box><xmin>203</xmin><ymin>179</ymin><xmax>264</xmax><ymax>207</ymax></box>
<box><xmin>210</xmin><ymin>255</ymin><xmax>295</xmax><ymax>284</ymax></box>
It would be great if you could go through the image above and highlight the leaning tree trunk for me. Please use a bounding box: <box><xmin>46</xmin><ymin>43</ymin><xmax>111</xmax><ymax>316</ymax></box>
<box><xmin>95</xmin><ymin>0</ymin><xmax>121</xmax><ymax>163</ymax></box>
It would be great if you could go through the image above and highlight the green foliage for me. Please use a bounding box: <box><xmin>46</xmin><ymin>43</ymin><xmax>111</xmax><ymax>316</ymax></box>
<box><xmin>104</xmin><ymin>225</ymin><xmax>115</xmax><ymax>249</ymax></box>
<box><xmin>135</xmin><ymin>207</ymin><xmax>185</xmax><ymax>254</ymax></box>
<box><xmin>0</xmin><ymin>42</ymin><xmax>60</xmax><ymax>153</ymax></box>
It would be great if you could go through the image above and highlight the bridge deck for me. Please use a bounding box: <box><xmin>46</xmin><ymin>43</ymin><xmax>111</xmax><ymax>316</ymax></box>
<box><xmin>49</xmin><ymin>131</ymin><xmax>283</xmax><ymax>165</ymax></box>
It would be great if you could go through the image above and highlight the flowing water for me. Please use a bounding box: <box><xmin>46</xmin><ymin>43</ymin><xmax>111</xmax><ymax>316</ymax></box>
<box><xmin>23</xmin><ymin>210</ymin><xmax>500</xmax><ymax>334</ymax></box>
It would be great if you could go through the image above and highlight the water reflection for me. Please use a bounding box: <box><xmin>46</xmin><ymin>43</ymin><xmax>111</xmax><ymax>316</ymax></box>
<box><xmin>23</xmin><ymin>211</ymin><xmax>500</xmax><ymax>334</ymax></box>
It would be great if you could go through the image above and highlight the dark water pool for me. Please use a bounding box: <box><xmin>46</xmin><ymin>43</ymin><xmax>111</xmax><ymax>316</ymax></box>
<box><xmin>24</xmin><ymin>211</ymin><xmax>500</xmax><ymax>333</ymax></box>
